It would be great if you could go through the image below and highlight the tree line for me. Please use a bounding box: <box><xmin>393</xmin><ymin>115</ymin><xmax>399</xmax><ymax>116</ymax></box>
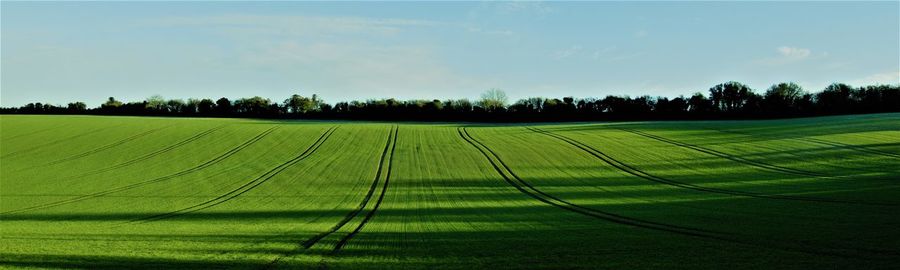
<box><xmin>2</xmin><ymin>82</ymin><xmax>897</xmax><ymax>122</ymax></box>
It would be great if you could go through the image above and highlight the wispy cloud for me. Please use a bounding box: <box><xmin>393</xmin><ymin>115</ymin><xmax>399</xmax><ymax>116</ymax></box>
<box><xmin>151</xmin><ymin>14</ymin><xmax>438</xmax><ymax>37</ymax></box>
<box><xmin>850</xmin><ymin>70</ymin><xmax>900</xmax><ymax>86</ymax></box>
<box><xmin>552</xmin><ymin>45</ymin><xmax>582</xmax><ymax>59</ymax></box>
<box><xmin>553</xmin><ymin>45</ymin><xmax>643</xmax><ymax>62</ymax></box>
<box><xmin>147</xmin><ymin>14</ymin><xmax>498</xmax><ymax>100</ymax></box>
<box><xmin>495</xmin><ymin>1</ymin><xmax>554</xmax><ymax>15</ymax></box>
<box><xmin>466</xmin><ymin>1</ymin><xmax>555</xmax><ymax>21</ymax></box>
<box><xmin>777</xmin><ymin>46</ymin><xmax>811</xmax><ymax>59</ymax></box>
<box><xmin>591</xmin><ymin>46</ymin><xmax>617</xmax><ymax>60</ymax></box>
<box><xmin>465</xmin><ymin>25</ymin><xmax>514</xmax><ymax>37</ymax></box>
<box><xmin>755</xmin><ymin>46</ymin><xmax>818</xmax><ymax>65</ymax></box>
<box><xmin>608</xmin><ymin>52</ymin><xmax>646</xmax><ymax>62</ymax></box>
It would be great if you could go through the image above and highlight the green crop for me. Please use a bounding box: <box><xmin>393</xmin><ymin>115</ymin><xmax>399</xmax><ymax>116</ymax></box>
<box><xmin>1</xmin><ymin>114</ymin><xmax>898</xmax><ymax>269</ymax></box>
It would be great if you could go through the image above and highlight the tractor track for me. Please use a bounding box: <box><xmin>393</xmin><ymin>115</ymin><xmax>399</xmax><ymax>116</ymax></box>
<box><xmin>619</xmin><ymin>128</ymin><xmax>826</xmax><ymax>178</ymax></box>
<box><xmin>5</xmin><ymin>125</ymin><xmax>71</xmax><ymax>141</ymax></box>
<box><xmin>331</xmin><ymin>126</ymin><xmax>398</xmax><ymax>253</ymax></box>
<box><xmin>458</xmin><ymin>127</ymin><xmax>721</xmax><ymax>237</ymax></box>
<box><xmin>1</xmin><ymin>125</ymin><xmax>122</xmax><ymax>159</ymax></box>
<box><xmin>458</xmin><ymin>127</ymin><xmax>895</xmax><ymax>259</ymax></box>
<box><xmin>37</xmin><ymin>126</ymin><xmax>171</xmax><ymax>168</ymax></box>
<box><xmin>711</xmin><ymin>129</ymin><xmax>897</xmax><ymax>175</ymax></box>
<box><xmin>801</xmin><ymin>137</ymin><xmax>900</xmax><ymax>159</ymax></box>
<box><xmin>717</xmin><ymin>128</ymin><xmax>900</xmax><ymax>160</ymax></box>
<box><xmin>265</xmin><ymin>126</ymin><xmax>398</xmax><ymax>269</ymax></box>
<box><xmin>130</xmin><ymin>126</ymin><xmax>338</xmax><ymax>224</ymax></box>
<box><xmin>527</xmin><ymin>127</ymin><xmax>895</xmax><ymax>207</ymax></box>
<box><xmin>73</xmin><ymin>125</ymin><xmax>228</xmax><ymax>178</ymax></box>
<box><xmin>0</xmin><ymin>126</ymin><xmax>278</xmax><ymax>215</ymax></box>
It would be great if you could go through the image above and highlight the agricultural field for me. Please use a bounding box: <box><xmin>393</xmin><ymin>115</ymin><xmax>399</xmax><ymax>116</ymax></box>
<box><xmin>1</xmin><ymin>114</ymin><xmax>899</xmax><ymax>269</ymax></box>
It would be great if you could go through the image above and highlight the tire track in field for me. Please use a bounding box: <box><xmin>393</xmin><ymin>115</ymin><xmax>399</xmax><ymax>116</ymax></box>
<box><xmin>37</xmin><ymin>126</ymin><xmax>172</xmax><ymax>168</ymax></box>
<box><xmin>330</xmin><ymin>126</ymin><xmax>397</xmax><ymax>253</ymax></box>
<box><xmin>0</xmin><ymin>126</ymin><xmax>279</xmax><ymax>215</ymax></box>
<box><xmin>801</xmin><ymin>137</ymin><xmax>900</xmax><ymax>159</ymax></box>
<box><xmin>619</xmin><ymin>128</ymin><xmax>826</xmax><ymax>178</ymax></box>
<box><xmin>459</xmin><ymin>127</ymin><xmax>898</xmax><ymax>259</ymax></box>
<box><xmin>711</xmin><ymin>129</ymin><xmax>897</xmax><ymax>175</ymax></box>
<box><xmin>5</xmin><ymin>125</ymin><xmax>69</xmax><ymax>141</ymax></box>
<box><xmin>130</xmin><ymin>126</ymin><xmax>339</xmax><ymax>223</ymax></box>
<box><xmin>72</xmin><ymin>125</ymin><xmax>227</xmax><ymax>178</ymax></box>
<box><xmin>527</xmin><ymin>127</ymin><xmax>895</xmax><ymax>207</ymax></box>
<box><xmin>1</xmin><ymin>124</ymin><xmax>123</xmax><ymax>159</ymax></box>
<box><xmin>458</xmin><ymin>127</ymin><xmax>721</xmax><ymax>238</ymax></box>
<box><xmin>716</xmin><ymin>128</ymin><xmax>900</xmax><ymax>160</ymax></box>
<box><xmin>264</xmin><ymin>125</ymin><xmax>398</xmax><ymax>268</ymax></box>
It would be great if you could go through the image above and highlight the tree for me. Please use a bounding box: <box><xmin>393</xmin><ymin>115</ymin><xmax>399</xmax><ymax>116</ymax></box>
<box><xmin>215</xmin><ymin>97</ymin><xmax>233</xmax><ymax>115</ymax></box>
<box><xmin>102</xmin><ymin>97</ymin><xmax>122</xmax><ymax>108</ymax></box>
<box><xmin>816</xmin><ymin>83</ymin><xmax>854</xmax><ymax>114</ymax></box>
<box><xmin>185</xmin><ymin>98</ymin><xmax>202</xmax><ymax>114</ymax></box>
<box><xmin>284</xmin><ymin>94</ymin><xmax>304</xmax><ymax>114</ymax></box>
<box><xmin>145</xmin><ymin>95</ymin><xmax>167</xmax><ymax>112</ymax></box>
<box><xmin>709</xmin><ymin>81</ymin><xmax>754</xmax><ymax>112</ymax></box>
<box><xmin>687</xmin><ymin>92</ymin><xmax>712</xmax><ymax>113</ymax></box>
<box><xmin>100</xmin><ymin>97</ymin><xmax>123</xmax><ymax>114</ymax></box>
<box><xmin>167</xmin><ymin>99</ymin><xmax>186</xmax><ymax>114</ymax></box>
<box><xmin>284</xmin><ymin>94</ymin><xmax>324</xmax><ymax>115</ymax></box>
<box><xmin>197</xmin><ymin>99</ymin><xmax>216</xmax><ymax>115</ymax></box>
<box><xmin>4</xmin><ymin>82</ymin><xmax>896</xmax><ymax>120</ymax></box>
<box><xmin>479</xmin><ymin>88</ymin><xmax>508</xmax><ymax>112</ymax></box>
<box><xmin>234</xmin><ymin>96</ymin><xmax>273</xmax><ymax>116</ymax></box>
<box><xmin>67</xmin><ymin>102</ymin><xmax>87</xmax><ymax>113</ymax></box>
<box><xmin>764</xmin><ymin>82</ymin><xmax>806</xmax><ymax>114</ymax></box>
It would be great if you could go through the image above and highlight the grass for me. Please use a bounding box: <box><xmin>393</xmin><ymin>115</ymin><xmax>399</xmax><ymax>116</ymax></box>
<box><xmin>1</xmin><ymin>113</ymin><xmax>898</xmax><ymax>269</ymax></box>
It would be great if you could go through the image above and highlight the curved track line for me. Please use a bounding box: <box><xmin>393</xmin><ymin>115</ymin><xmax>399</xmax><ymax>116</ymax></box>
<box><xmin>5</xmin><ymin>125</ymin><xmax>71</xmax><ymax>141</ymax></box>
<box><xmin>0</xmin><ymin>126</ymin><xmax>278</xmax><ymax>215</ymax></box>
<box><xmin>459</xmin><ymin>127</ymin><xmax>721</xmax><ymax>237</ymax></box>
<box><xmin>718</xmin><ymin>128</ymin><xmax>900</xmax><ymax>160</ymax></box>
<box><xmin>73</xmin><ymin>125</ymin><xmax>228</xmax><ymax>178</ymax></box>
<box><xmin>131</xmin><ymin>126</ymin><xmax>339</xmax><ymax>223</ymax></box>
<box><xmin>801</xmin><ymin>137</ymin><xmax>900</xmax><ymax>159</ymax></box>
<box><xmin>1</xmin><ymin>124</ymin><xmax>123</xmax><ymax>159</ymax></box>
<box><xmin>332</xmin><ymin>126</ymin><xmax>398</xmax><ymax>253</ymax></box>
<box><xmin>712</xmin><ymin>129</ymin><xmax>897</xmax><ymax>175</ymax></box>
<box><xmin>38</xmin><ymin>126</ymin><xmax>171</xmax><ymax>167</ymax></box>
<box><xmin>527</xmin><ymin>127</ymin><xmax>894</xmax><ymax>207</ymax></box>
<box><xmin>619</xmin><ymin>128</ymin><xmax>826</xmax><ymax>178</ymax></box>
<box><xmin>265</xmin><ymin>125</ymin><xmax>398</xmax><ymax>268</ymax></box>
<box><xmin>459</xmin><ymin>127</ymin><xmax>895</xmax><ymax>259</ymax></box>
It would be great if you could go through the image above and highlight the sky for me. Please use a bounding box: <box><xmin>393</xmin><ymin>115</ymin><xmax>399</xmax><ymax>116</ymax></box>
<box><xmin>2</xmin><ymin>1</ymin><xmax>899</xmax><ymax>107</ymax></box>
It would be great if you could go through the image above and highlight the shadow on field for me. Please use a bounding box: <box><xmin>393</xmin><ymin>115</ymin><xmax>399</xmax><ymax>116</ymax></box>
<box><xmin>534</xmin><ymin>121</ymin><xmax>900</xmax><ymax>147</ymax></box>
<box><xmin>2</xmin><ymin>227</ymin><xmax>896</xmax><ymax>270</ymax></box>
<box><xmin>0</xmin><ymin>253</ymin><xmax>261</xmax><ymax>270</ymax></box>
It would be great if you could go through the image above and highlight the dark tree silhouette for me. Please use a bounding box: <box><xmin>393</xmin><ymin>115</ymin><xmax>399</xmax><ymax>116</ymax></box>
<box><xmin>3</xmin><ymin>83</ymin><xmax>898</xmax><ymax>121</ymax></box>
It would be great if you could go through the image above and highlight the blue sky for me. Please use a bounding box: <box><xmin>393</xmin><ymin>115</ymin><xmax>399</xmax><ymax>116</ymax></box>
<box><xmin>2</xmin><ymin>1</ymin><xmax>898</xmax><ymax>107</ymax></box>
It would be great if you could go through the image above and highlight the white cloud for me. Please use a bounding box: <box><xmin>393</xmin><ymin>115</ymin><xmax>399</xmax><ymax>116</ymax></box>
<box><xmin>145</xmin><ymin>14</ymin><xmax>498</xmax><ymax>100</ymax></box>
<box><xmin>608</xmin><ymin>52</ymin><xmax>646</xmax><ymax>62</ymax></box>
<box><xmin>849</xmin><ymin>71</ymin><xmax>900</xmax><ymax>86</ymax></box>
<box><xmin>777</xmin><ymin>46</ymin><xmax>811</xmax><ymax>59</ymax></box>
<box><xmin>755</xmin><ymin>46</ymin><xmax>817</xmax><ymax>65</ymax></box>
<box><xmin>151</xmin><ymin>14</ymin><xmax>438</xmax><ymax>38</ymax></box>
<box><xmin>496</xmin><ymin>2</ymin><xmax>554</xmax><ymax>15</ymax></box>
<box><xmin>239</xmin><ymin>41</ymin><xmax>492</xmax><ymax>100</ymax></box>
<box><xmin>552</xmin><ymin>45</ymin><xmax>582</xmax><ymax>59</ymax></box>
<box><xmin>465</xmin><ymin>25</ymin><xmax>514</xmax><ymax>36</ymax></box>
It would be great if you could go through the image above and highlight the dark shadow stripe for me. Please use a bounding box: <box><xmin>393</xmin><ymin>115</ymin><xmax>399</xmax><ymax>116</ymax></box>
<box><xmin>528</xmin><ymin>127</ymin><xmax>895</xmax><ymax>207</ymax></box>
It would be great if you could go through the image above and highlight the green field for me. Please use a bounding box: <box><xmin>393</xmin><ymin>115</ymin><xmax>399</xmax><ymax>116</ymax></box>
<box><xmin>1</xmin><ymin>114</ymin><xmax>899</xmax><ymax>269</ymax></box>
